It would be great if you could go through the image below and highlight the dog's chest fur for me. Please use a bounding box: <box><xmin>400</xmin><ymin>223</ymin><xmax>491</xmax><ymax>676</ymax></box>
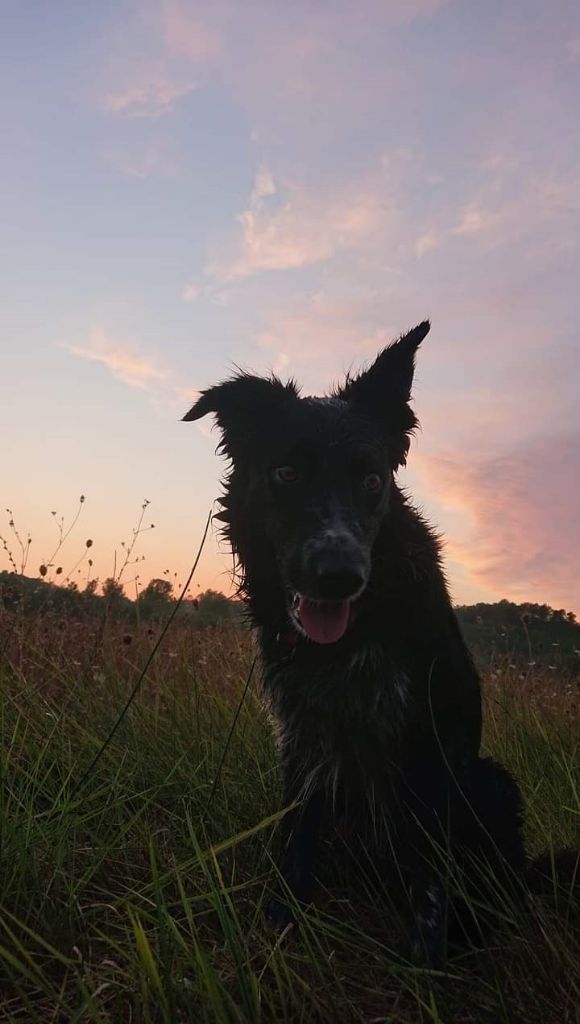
<box><xmin>262</xmin><ymin>641</ymin><xmax>412</xmax><ymax>798</ymax></box>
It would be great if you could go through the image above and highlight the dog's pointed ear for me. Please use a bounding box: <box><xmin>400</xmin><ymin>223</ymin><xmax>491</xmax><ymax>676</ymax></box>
<box><xmin>182</xmin><ymin>372</ymin><xmax>299</xmax><ymax>458</ymax></box>
<box><xmin>338</xmin><ymin>320</ymin><xmax>430</xmax><ymax>468</ymax></box>
<box><xmin>339</xmin><ymin>320</ymin><xmax>429</xmax><ymax>407</ymax></box>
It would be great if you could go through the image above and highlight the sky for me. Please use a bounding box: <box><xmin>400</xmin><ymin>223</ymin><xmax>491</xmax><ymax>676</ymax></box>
<box><xmin>1</xmin><ymin>0</ymin><xmax>579</xmax><ymax>611</ymax></box>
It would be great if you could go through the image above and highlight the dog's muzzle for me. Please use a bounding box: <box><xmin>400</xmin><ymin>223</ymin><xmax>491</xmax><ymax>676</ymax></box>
<box><xmin>289</xmin><ymin>536</ymin><xmax>369</xmax><ymax>644</ymax></box>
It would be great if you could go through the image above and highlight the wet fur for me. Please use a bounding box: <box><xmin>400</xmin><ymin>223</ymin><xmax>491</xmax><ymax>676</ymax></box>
<box><xmin>184</xmin><ymin>321</ymin><xmax>527</xmax><ymax>963</ymax></box>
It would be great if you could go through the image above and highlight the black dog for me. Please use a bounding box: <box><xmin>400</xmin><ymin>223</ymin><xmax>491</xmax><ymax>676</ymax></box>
<box><xmin>184</xmin><ymin>321</ymin><xmax>526</xmax><ymax>963</ymax></box>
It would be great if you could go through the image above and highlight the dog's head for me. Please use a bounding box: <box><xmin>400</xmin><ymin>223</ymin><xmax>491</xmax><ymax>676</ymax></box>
<box><xmin>184</xmin><ymin>320</ymin><xmax>429</xmax><ymax>644</ymax></box>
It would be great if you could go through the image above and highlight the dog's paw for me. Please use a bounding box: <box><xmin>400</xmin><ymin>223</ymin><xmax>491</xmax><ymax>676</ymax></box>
<box><xmin>265</xmin><ymin>897</ymin><xmax>296</xmax><ymax>933</ymax></box>
<box><xmin>405</xmin><ymin>924</ymin><xmax>447</xmax><ymax>969</ymax></box>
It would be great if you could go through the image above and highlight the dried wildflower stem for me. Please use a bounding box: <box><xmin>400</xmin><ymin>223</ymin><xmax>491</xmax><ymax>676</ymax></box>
<box><xmin>46</xmin><ymin>496</ymin><xmax>86</xmax><ymax>570</ymax></box>
<box><xmin>2</xmin><ymin>510</ymin><xmax>31</xmax><ymax>574</ymax></box>
<box><xmin>115</xmin><ymin>499</ymin><xmax>154</xmax><ymax>583</ymax></box>
<box><xmin>0</xmin><ymin>532</ymin><xmax>18</xmax><ymax>573</ymax></box>
<box><xmin>68</xmin><ymin>507</ymin><xmax>213</xmax><ymax>803</ymax></box>
<box><xmin>64</xmin><ymin>538</ymin><xmax>93</xmax><ymax>583</ymax></box>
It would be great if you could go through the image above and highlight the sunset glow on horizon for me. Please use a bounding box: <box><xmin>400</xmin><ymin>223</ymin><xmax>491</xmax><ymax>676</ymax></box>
<box><xmin>1</xmin><ymin>1</ymin><xmax>579</xmax><ymax>611</ymax></box>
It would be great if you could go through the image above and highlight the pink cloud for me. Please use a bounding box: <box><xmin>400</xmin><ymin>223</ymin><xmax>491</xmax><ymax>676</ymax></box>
<box><xmin>414</xmin><ymin>436</ymin><xmax>580</xmax><ymax>612</ymax></box>
<box><xmin>251</xmin><ymin>291</ymin><xmax>407</xmax><ymax>394</ymax></box>
<box><xmin>414</xmin><ymin>232</ymin><xmax>438</xmax><ymax>257</ymax></box>
<box><xmin>63</xmin><ymin>328</ymin><xmax>170</xmax><ymax>390</ymax></box>
<box><xmin>208</xmin><ymin>170</ymin><xmax>393</xmax><ymax>280</ymax></box>
<box><xmin>104</xmin><ymin>63</ymin><xmax>197</xmax><ymax>117</ymax></box>
<box><xmin>452</xmin><ymin>205</ymin><xmax>499</xmax><ymax>237</ymax></box>
<box><xmin>151</xmin><ymin>1</ymin><xmax>451</xmax><ymax>146</ymax></box>
<box><xmin>103</xmin><ymin>3</ymin><xmax>221</xmax><ymax>120</ymax></box>
<box><xmin>203</xmin><ymin>154</ymin><xmax>580</xmax><ymax>295</ymax></box>
<box><xmin>447</xmin><ymin>170</ymin><xmax>580</xmax><ymax>253</ymax></box>
<box><xmin>62</xmin><ymin>330</ymin><xmax>209</xmax><ymax>424</ymax></box>
<box><xmin>256</xmin><ymin>304</ymin><xmax>363</xmax><ymax>372</ymax></box>
<box><xmin>182</xmin><ymin>282</ymin><xmax>200</xmax><ymax>303</ymax></box>
<box><xmin>106</xmin><ymin>136</ymin><xmax>180</xmax><ymax>178</ymax></box>
<box><xmin>161</xmin><ymin>0</ymin><xmax>222</xmax><ymax>60</ymax></box>
<box><xmin>249</xmin><ymin>166</ymin><xmax>276</xmax><ymax>208</ymax></box>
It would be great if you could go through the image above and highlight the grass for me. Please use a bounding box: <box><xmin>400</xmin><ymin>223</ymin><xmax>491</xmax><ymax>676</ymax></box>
<box><xmin>0</xmin><ymin>611</ymin><xmax>578</xmax><ymax>1023</ymax></box>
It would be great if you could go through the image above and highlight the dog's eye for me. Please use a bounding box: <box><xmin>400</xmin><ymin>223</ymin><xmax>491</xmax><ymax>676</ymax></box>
<box><xmin>273</xmin><ymin>466</ymin><xmax>300</xmax><ymax>484</ymax></box>
<box><xmin>363</xmin><ymin>473</ymin><xmax>382</xmax><ymax>493</ymax></box>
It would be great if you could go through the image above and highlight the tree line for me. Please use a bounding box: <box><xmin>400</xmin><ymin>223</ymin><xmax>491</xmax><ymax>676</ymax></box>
<box><xmin>0</xmin><ymin>572</ymin><xmax>244</xmax><ymax>628</ymax></box>
<box><xmin>1</xmin><ymin>572</ymin><xmax>578</xmax><ymax>673</ymax></box>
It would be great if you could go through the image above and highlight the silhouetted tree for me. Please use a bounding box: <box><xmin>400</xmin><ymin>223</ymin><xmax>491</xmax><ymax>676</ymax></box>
<box><xmin>101</xmin><ymin>577</ymin><xmax>130</xmax><ymax>616</ymax></box>
<box><xmin>191</xmin><ymin>589</ymin><xmax>245</xmax><ymax>626</ymax></box>
<box><xmin>137</xmin><ymin>578</ymin><xmax>174</xmax><ymax>618</ymax></box>
<box><xmin>102</xmin><ymin>578</ymin><xmax>124</xmax><ymax>600</ymax></box>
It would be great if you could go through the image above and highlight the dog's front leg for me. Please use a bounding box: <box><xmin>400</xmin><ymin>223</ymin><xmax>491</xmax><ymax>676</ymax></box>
<box><xmin>407</xmin><ymin>872</ymin><xmax>448</xmax><ymax>967</ymax></box>
<box><xmin>398</xmin><ymin>764</ymin><xmax>453</xmax><ymax>966</ymax></box>
<box><xmin>266</xmin><ymin>787</ymin><xmax>324</xmax><ymax>932</ymax></box>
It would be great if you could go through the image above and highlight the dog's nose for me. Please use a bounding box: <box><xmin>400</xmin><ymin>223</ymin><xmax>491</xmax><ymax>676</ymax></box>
<box><xmin>315</xmin><ymin>568</ymin><xmax>365</xmax><ymax>600</ymax></box>
<box><xmin>313</xmin><ymin>551</ymin><xmax>366</xmax><ymax>600</ymax></box>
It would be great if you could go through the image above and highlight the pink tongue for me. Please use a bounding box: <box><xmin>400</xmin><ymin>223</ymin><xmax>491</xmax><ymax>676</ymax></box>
<box><xmin>298</xmin><ymin>597</ymin><xmax>350</xmax><ymax>644</ymax></box>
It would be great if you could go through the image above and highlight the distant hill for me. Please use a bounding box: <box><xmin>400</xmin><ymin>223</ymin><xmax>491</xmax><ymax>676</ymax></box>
<box><xmin>1</xmin><ymin>571</ymin><xmax>578</xmax><ymax>675</ymax></box>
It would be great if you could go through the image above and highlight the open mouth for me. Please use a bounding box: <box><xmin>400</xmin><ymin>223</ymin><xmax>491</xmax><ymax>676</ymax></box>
<box><xmin>292</xmin><ymin>593</ymin><xmax>354</xmax><ymax>645</ymax></box>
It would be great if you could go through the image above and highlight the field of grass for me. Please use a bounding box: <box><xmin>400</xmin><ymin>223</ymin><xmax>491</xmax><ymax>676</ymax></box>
<box><xmin>0</xmin><ymin>610</ymin><xmax>578</xmax><ymax>1023</ymax></box>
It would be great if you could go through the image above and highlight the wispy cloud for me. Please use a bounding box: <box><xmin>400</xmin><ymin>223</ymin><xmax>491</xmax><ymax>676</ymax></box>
<box><xmin>62</xmin><ymin>329</ymin><xmax>210</xmax><ymax>426</ymax></box>
<box><xmin>106</xmin><ymin>136</ymin><xmax>180</xmax><ymax>178</ymax></box>
<box><xmin>161</xmin><ymin>0</ymin><xmax>222</xmax><ymax>60</ymax></box>
<box><xmin>414</xmin><ymin>232</ymin><xmax>438</xmax><ymax>257</ymax></box>
<box><xmin>205</xmin><ymin>158</ymin><xmax>580</xmax><ymax>291</ymax></box>
<box><xmin>103</xmin><ymin>2</ymin><xmax>220</xmax><ymax>119</ymax></box>
<box><xmin>249</xmin><ymin>165</ymin><xmax>276</xmax><ymax>209</ymax></box>
<box><xmin>451</xmin><ymin>205</ymin><xmax>498</xmax><ymax>237</ymax></box>
<box><xmin>62</xmin><ymin>328</ymin><xmax>170</xmax><ymax>390</ymax></box>
<box><xmin>448</xmin><ymin>171</ymin><xmax>580</xmax><ymax>251</ymax></box>
<box><xmin>208</xmin><ymin>169</ymin><xmax>391</xmax><ymax>280</ymax></box>
<box><xmin>253</xmin><ymin>291</ymin><xmax>401</xmax><ymax>388</ymax></box>
<box><xmin>182</xmin><ymin>283</ymin><xmax>200</xmax><ymax>303</ymax></box>
<box><xmin>181</xmin><ymin>280</ymin><xmax>231</xmax><ymax>305</ymax></box>
<box><xmin>104</xmin><ymin>64</ymin><xmax>197</xmax><ymax>117</ymax></box>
